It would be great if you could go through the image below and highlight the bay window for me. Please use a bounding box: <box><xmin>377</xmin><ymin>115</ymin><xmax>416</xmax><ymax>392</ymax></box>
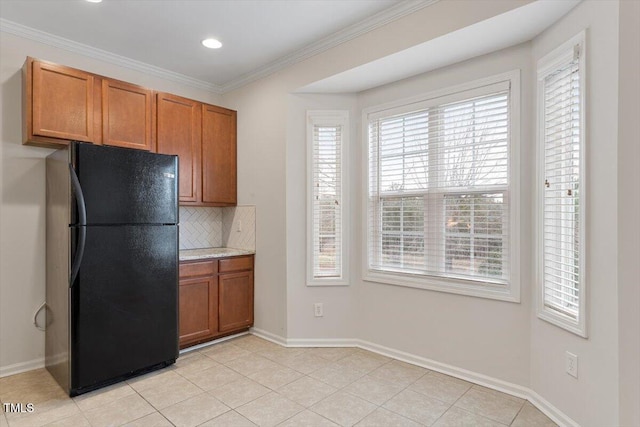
<box><xmin>365</xmin><ymin>73</ymin><xmax>520</xmax><ymax>301</ymax></box>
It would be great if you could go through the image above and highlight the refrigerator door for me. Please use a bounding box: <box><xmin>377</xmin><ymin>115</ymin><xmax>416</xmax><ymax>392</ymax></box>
<box><xmin>70</xmin><ymin>224</ymin><xmax>178</xmax><ymax>394</ymax></box>
<box><xmin>71</xmin><ymin>142</ymin><xmax>178</xmax><ymax>225</ymax></box>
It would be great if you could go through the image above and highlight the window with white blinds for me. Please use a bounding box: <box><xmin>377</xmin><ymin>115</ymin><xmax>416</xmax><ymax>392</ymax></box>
<box><xmin>365</xmin><ymin>73</ymin><xmax>520</xmax><ymax>301</ymax></box>
<box><xmin>536</xmin><ymin>32</ymin><xmax>586</xmax><ymax>337</ymax></box>
<box><xmin>307</xmin><ymin>111</ymin><xmax>349</xmax><ymax>286</ymax></box>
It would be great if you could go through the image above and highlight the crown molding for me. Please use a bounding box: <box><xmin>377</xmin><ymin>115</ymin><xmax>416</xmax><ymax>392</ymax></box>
<box><xmin>1</xmin><ymin>0</ymin><xmax>438</xmax><ymax>95</ymax></box>
<box><xmin>0</xmin><ymin>18</ymin><xmax>222</xmax><ymax>93</ymax></box>
<box><xmin>219</xmin><ymin>0</ymin><xmax>440</xmax><ymax>93</ymax></box>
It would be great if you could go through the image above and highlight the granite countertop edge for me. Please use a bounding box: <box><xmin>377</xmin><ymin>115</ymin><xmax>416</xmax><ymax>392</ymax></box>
<box><xmin>179</xmin><ymin>247</ymin><xmax>255</xmax><ymax>261</ymax></box>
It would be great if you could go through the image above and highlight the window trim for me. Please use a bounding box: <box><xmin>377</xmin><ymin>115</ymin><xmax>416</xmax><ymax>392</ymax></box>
<box><xmin>535</xmin><ymin>31</ymin><xmax>588</xmax><ymax>337</ymax></box>
<box><xmin>306</xmin><ymin>110</ymin><xmax>350</xmax><ymax>286</ymax></box>
<box><xmin>361</xmin><ymin>71</ymin><xmax>521</xmax><ymax>302</ymax></box>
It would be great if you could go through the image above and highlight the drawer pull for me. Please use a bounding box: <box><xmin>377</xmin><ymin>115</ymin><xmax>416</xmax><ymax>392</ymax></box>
<box><xmin>219</xmin><ymin>256</ymin><xmax>253</xmax><ymax>272</ymax></box>
<box><xmin>179</xmin><ymin>260</ymin><xmax>217</xmax><ymax>277</ymax></box>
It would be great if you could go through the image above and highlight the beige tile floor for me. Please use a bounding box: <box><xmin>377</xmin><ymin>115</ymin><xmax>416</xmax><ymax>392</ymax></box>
<box><xmin>0</xmin><ymin>335</ymin><xmax>557</xmax><ymax>427</ymax></box>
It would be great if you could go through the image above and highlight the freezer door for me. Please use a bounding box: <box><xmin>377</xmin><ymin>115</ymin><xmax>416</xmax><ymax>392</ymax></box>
<box><xmin>72</xmin><ymin>142</ymin><xmax>178</xmax><ymax>225</ymax></box>
<box><xmin>70</xmin><ymin>225</ymin><xmax>178</xmax><ymax>393</ymax></box>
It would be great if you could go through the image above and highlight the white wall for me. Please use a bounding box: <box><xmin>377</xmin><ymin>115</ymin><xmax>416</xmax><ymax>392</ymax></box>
<box><xmin>222</xmin><ymin>1</ymin><xmax>632</xmax><ymax>423</ymax></box>
<box><xmin>219</xmin><ymin>78</ymin><xmax>290</xmax><ymax>338</ymax></box>
<box><xmin>0</xmin><ymin>32</ymin><xmax>222</xmax><ymax>374</ymax></box>
<box><xmin>221</xmin><ymin>0</ymin><xmax>527</xmax><ymax>342</ymax></box>
<box><xmin>285</xmin><ymin>93</ymin><xmax>359</xmax><ymax>341</ymax></box>
<box><xmin>355</xmin><ymin>43</ymin><xmax>533</xmax><ymax>387</ymax></box>
<box><xmin>530</xmin><ymin>2</ymin><xmax>621</xmax><ymax>426</ymax></box>
<box><xmin>617</xmin><ymin>0</ymin><xmax>640</xmax><ymax>425</ymax></box>
<box><xmin>221</xmin><ymin>5</ymin><xmax>539</xmax><ymax>392</ymax></box>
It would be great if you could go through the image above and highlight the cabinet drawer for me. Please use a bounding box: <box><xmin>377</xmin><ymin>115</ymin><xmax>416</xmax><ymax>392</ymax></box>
<box><xmin>179</xmin><ymin>260</ymin><xmax>217</xmax><ymax>278</ymax></box>
<box><xmin>219</xmin><ymin>256</ymin><xmax>253</xmax><ymax>273</ymax></box>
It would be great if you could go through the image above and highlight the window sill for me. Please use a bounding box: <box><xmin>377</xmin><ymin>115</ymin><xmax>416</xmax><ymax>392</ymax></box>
<box><xmin>363</xmin><ymin>269</ymin><xmax>520</xmax><ymax>303</ymax></box>
<box><xmin>306</xmin><ymin>279</ymin><xmax>350</xmax><ymax>287</ymax></box>
<box><xmin>537</xmin><ymin>308</ymin><xmax>587</xmax><ymax>338</ymax></box>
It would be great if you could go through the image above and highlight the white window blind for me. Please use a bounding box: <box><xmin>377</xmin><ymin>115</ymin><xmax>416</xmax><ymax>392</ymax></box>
<box><xmin>367</xmin><ymin>79</ymin><xmax>514</xmax><ymax>295</ymax></box>
<box><xmin>537</xmin><ymin>33</ymin><xmax>586</xmax><ymax>336</ymax></box>
<box><xmin>307</xmin><ymin>111</ymin><xmax>348</xmax><ymax>286</ymax></box>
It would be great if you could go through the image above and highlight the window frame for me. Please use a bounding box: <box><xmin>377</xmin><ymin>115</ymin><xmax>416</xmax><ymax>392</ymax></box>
<box><xmin>306</xmin><ymin>110</ymin><xmax>350</xmax><ymax>286</ymax></box>
<box><xmin>535</xmin><ymin>31</ymin><xmax>587</xmax><ymax>337</ymax></box>
<box><xmin>362</xmin><ymin>71</ymin><xmax>521</xmax><ymax>302</ymax></box>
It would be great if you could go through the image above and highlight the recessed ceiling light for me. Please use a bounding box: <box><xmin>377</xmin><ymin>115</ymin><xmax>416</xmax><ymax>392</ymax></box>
<box><xmin>202</xmin><ymin>38</ymin><xmax>222</xmax><ymax>49</ymax></box>
<box><xmin>86</xmin><ymin>0</ymin><xmax>103</xmax><ymax>3</ymax></box>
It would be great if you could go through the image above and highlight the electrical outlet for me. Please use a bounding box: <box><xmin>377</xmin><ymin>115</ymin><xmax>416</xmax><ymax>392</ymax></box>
<box><xmin>236</xmin><ymin>220</ymin><xmax>242</xmax><ymax>232</ymax></box>
<box><xmin>566</xmin><ymin>351</ymin><xmax>578</xmax><ymax>378</ymax></box>
<box><xmin>314</xmin><ymin>303</ymin><xmax>323</xmax><ymax>317</ymax></box>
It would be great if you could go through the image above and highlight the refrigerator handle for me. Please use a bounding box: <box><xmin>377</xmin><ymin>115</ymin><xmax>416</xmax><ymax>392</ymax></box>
<box><xmin>69</xmin><ymin>163</ymin><xmax>87</xmax><ymax>287</ymax></box>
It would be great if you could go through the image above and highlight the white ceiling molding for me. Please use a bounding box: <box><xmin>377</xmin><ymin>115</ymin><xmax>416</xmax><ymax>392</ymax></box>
<box><xmin>297</xmin><ymin>0</ymin><xmax>581</xmax><ymax>94</ymax></box>
<box><xmin>218</xmin><ymin>0</ymin><xmax>439</xmax><ymax>93</ymax></box>
<box><xmin>1</xmin><ymin>0</ymin><xmax>438</xmax><ymax>95</ymax></box>
<box><xmin>0</xmin><ymin>18</ymin><xmax>221</xmax><ymax>93</ymax></box>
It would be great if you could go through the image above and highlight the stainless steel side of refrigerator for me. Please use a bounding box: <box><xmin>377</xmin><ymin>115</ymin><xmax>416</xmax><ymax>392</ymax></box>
<box><xmin>46</xmin><ymin>142</ymin><xmax>179</xmax><ymax>396</ymax></box>
<box><xmin>45</xmin><ymin>147</ymin><xmax>72</xmax><ymax>393</ymax></box>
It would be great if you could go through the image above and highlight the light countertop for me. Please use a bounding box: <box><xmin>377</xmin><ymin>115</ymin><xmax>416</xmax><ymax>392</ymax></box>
<box><xmin>179</xmin><ymin>247</ymin><xmax>255</xmax><ymax>261</ymax></box>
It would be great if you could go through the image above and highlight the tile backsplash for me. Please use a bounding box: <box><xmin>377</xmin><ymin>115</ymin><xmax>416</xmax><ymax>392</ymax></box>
<box><xmin>179</xmin><ymin>206</ymin><xmax>256</xmax><ymax>251</ymax></box>
<box><xmin>179</xmin><ymin>207</ymin><xmax>223</xmax><ymax>249</ymax></box>
<box><xmin>222</xmin><ymin>206</ymin><xmax>256</xmax><ymax>251</ymax></box>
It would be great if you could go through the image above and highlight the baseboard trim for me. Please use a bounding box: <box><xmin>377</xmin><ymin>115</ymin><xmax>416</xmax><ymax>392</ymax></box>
<box><xmin>527</xmin><ymin>390</ymin><xmax>580</xmax><ymax>427</ymax></box>
<box><xmin>249</xmin><ymin>327</ymin><xmax>288</xmax><ymax>346</ymax></box>
<box><xmin>248</xmin><ymin>330</ymin><xmax>577</xmax><ymax>427</ymax></box>
<box><xmin>0</xmin><ymin>357</ymin><xmax>45</xmax><ymax>378</ymax></box>
<box><xmin>287</xmin><ymin>338</ymin><xmax>356</xmax><ymax>348</ymax></box>
<box><xmin>179</xmin><ymin>331</ymin><xmax>249</xmax><ymax>355</ymax></box>
<box><xmin>354</xmin><ymin>339</ymin><xmax>530</xmax><ymax>399</ymax></box>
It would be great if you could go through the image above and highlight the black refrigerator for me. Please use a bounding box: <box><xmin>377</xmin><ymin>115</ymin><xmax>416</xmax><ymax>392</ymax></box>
<box><xmin>46</xmin><ymin>142</ymin><xmax>179</xmax><ymax>396</ymax></box>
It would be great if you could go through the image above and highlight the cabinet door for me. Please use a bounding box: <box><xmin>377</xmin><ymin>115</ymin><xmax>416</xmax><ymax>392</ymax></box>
<box><xmin>179</xmin><ymin>276</ymin><xmax>218</xmax><ymax>347</ymax></box>
<box><xmin>202</xmin><ymin>105</ymin><xmax>237</xmax><ymax>205</ymax></box>
<box><xmin>156</xmin><ymin>93</ymin><xmax>201</xmax><ymax>202</ymax></box>
<box><xmin>29</xmin><ymin>60</ymin><xmax>97</xmax><ymax>145</ymax></box>
<box><xmin>102</xmin><ymin>79</ymin><xmax>153</xmax><ymax>151</ymax></box>
<box><xmin>218</xmin><ymin>270</ymin><xmax>254</xmax><ymax>332</ymax></box>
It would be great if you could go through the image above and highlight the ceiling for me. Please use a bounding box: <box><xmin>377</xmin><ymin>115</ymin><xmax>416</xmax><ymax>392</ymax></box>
<box><xmin>0</xmin><ymin>0</ymin><xmax>431</xmax><ymax>92</ymax></box>
<box><xmin>298</xmin><ymin>0</ymin><xmax>581</xmax><ymax>93</ymax></box>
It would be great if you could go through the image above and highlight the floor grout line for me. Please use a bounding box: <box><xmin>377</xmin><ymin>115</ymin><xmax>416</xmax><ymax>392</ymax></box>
<box><xmin>3</xmin><ymin>336</ymin><xmax>555</xmax><ymax>427</ymax></box>
<box><xmin>507</xmin><ymin>399</ymin><xmax>527</xmax><ymax>426</ymax></box>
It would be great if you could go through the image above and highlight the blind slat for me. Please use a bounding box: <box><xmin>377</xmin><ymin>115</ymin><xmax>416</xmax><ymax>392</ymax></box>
<box><xmin>368</xmin><ymin>89</ymin><xmax>511</xmax><ymax>284</ymax></box>
<box><xmin>541</xmin><ymin>51</ymin><xmax>582</xmax><ymax>321</ymax></box>
<box><xmin>312</xmin><ymin>124</ymin><xmax>343</xmax><ymax>279</ymax></box>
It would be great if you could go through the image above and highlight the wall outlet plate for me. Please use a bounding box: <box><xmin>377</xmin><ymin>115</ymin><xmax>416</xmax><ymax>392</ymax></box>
<box><xmin>314</xmin><ymin>303</ymin><xmax>323</xmax><ymax>317</ymax></box>
<box><xmin>566</xmin><ymin>351</ymin><xmax>578</xmax><ymax>378</ymax></box>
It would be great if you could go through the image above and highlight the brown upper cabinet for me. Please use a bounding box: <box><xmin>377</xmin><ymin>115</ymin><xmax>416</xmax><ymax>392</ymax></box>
<box><xmin>156</xmin><ymin>95</ymin><xmax>237</xmax><ymax>206</ymax></box>
<box><xmin>202</xmin><ymin>105</ymin><xmax>237</xmax><ymax>205</ymax></box>
<box><xmin>101</xmin><ymin>79</ymin><xmax>154</xmax><ymax>151</ymax></box>
<box><xmin>23</xmin><ymin>57</ymin><xmax>238</xmax><ymax>206</ymax></box>
<box><xmin>23</xmin><ymin>57</ymin><xmax>154</xmax><ymax>150</ymax></box>
<box><xmin>156</xmin><ymin>92</ymin><xmax>202</xmax><ymax>203</ymax></box>
<box><xmin>24</xmin><ymin>58</ymin><xmax>98</xmax><ymax>147</ymax></box>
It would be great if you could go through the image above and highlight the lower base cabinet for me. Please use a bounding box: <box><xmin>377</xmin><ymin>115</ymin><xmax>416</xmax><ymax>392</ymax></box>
<box><xmin>219</xmin><ymin>270</ymin><xmax>254</xmax><ymax>333</ymax></box>
<box><xmin>179</xmin><ymin>255</ymin><xmax>254</xmax><ymax>349</ymax></box>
